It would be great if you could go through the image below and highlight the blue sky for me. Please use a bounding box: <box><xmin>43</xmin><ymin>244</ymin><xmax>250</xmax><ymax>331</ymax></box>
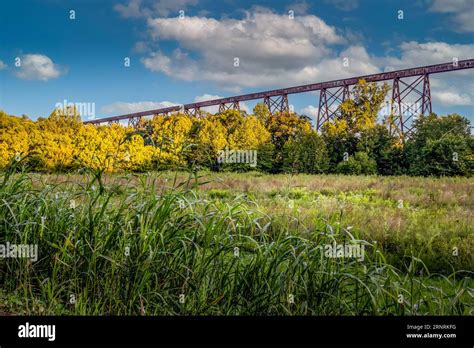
<box><xmin>0</xmin><ymin>0</ymin><xmax>473</xmax><ymax>124</ymax></box>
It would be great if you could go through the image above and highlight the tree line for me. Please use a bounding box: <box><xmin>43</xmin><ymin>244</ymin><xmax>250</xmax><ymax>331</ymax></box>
<box><xmin>1</xmin><ymin>80</ymin><xmax>472</xmax><ymax>176</ymax></box>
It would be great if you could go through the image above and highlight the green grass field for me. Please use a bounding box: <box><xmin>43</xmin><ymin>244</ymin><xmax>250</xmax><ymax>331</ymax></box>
<box><xmin>0</xmin><ymin>168</ymin><xmax>472</xmax><ymax>315</ymax></box>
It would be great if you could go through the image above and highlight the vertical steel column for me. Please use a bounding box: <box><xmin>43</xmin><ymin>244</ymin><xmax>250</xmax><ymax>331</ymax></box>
<box><xmin>422</xmin><ymin>74</ymin><xmax>432</xmax><ymax>115</ymax></box>
<box><xmin>342</xmin><ymin>85</ymin><xmax>350</xmax><ymax>102</ymax></box>
<box><xmin>317</xmin><ymin>89</ymin><xmax>329</xmax><ymax>131</ymax></box>
<box><xmin>390</xmin><ymin>77</ymin><xmax>403</xmax><ymax>138</ymax></box>
<box><xmin>281</xmin><ymin>94</ymin><xmax>289</xmax><ymax>113</ymax></box>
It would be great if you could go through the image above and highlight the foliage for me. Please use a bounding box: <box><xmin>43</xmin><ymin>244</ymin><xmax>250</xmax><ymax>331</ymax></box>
<box><xmin>255</xmin><ymin>142</ymin><xmax>276</xmax><ymax>173</ymax></box>
<box><xmin>28</xmin><ymin>107</ymin><xmax>81</xmax><ymax>171</ymax></box>
<box><xmin>283</xmin><ymin>131</ymin><xmax>329</xmax><ymax>174</ymax></box>
<box><xmin>150</xmin><ymin>113</ymin><xmax>194</xmax><ymax>166</ymax></box>
<box><xmin>188</xmin><ymin>111</ymin><xmax>271</xmax><ymax>170</ymax></box>
<box><xmin>253</xmin><ymin>102</ymin><xmax>271</xmax><ymax>126</ymax></box>
<box><xmin>405</xmin><ymin>114</ymin><xmax>473</xmax><ymax>176</ymax></box>
<box><xmin>335</xmin><ymin>151</ymin><xmax>378</xmax><ymax>175</ymax></box>
<box><xmin>322</xmin><ymin>80</ymin><xmax>390</xmax><ymax>170</ymax></box>
<box><xmin>322</xmin><ymin>129</ymin><xmax>358</xmax><ymax>171</ymax></box>
<box><xmin>357</xmin><ymin>125</ymin><xmax>406</xmax><ymax>175</ymax></box>
<box><xmin>266</xmin><ymin>111</ymin><xmax>312</xmax><ymax>150</ymax></box>
<box><xmin>75</xmin><ymin>124</ymin><xmax>156</xmax><ymax>172</ymax></box>
<box><xmin>325</xmin><ymin>80</ymin><xmax>390</xmax><ymax>135</ymax></box>
<box><xmin>0</xmin><ymin>101</ymin><xmax>472</xmax><ymax>177</ymax></box>
<box><xmin>262</xmin><ymin>111</ymin><xmax>312</xmax><ymax>172</ymax></box>
<box><xmin>0</xmin><ymin>111</ymin><xmax>33</xmax><ymax>168</ymax></box>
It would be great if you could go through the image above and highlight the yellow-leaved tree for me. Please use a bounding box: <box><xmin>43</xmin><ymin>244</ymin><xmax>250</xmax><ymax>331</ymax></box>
<box><xmin>74</xmin><ymin>124</ymin><xmax>156</xmax><ymax>172</ymax></box>
<box><xmin>29</xmin><ymin>106</ymin><xmax>81</xmax><ymax>171</ymax></box>
<box><xmin>324</xmin><ymin>79</ymin><xmax>390</xmax><ymax>136</ymax></box>
<box><xmin>322</xmin><ymin>79</ymin><xmax>390</xmax><ymax>171</ymax></box>
<box><xmin>228</xmin><ymin>115</ymin><xmax>270</xmax><ymax>149</ymax></box>
<box><xmin>190</xmin><ymin>110</ymin><xmax>270</xmax><ymax>167</ymax></box>
<box><xmin>150</xmin><ymin>113</ymin><xmax>194</xmax><ymax>166</ymax></box>
<box><xmin>0</xmin><ymin>111</ymin><xmax>33</xmax><ymax>167</ymax></box>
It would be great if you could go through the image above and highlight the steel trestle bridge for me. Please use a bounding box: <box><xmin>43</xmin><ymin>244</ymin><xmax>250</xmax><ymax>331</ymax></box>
<box><xmin>84</xmin><ymin>59</ymin><xmax>474</xmax><ymax>136</ymax></box>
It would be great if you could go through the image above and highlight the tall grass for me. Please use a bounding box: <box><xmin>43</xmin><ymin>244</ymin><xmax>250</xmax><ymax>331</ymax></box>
<box><xmin>0</xmin><ymin>164</ymin><xmax>472</xmax><ymax>315</ymax></box>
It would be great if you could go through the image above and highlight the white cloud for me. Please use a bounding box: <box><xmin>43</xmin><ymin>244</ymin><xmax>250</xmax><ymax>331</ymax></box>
<box><xmin>15</xmin><ymin>54</ymin><xmax>63</xmax><ymax>81</ymax></box>
<box><xmin>301</xmin><ymin>105</ymin><xmax>319</xmax><ymax>119</ymax></box>
<box><xmin>141</xmin><ymin>49</ymin><xmax>197</xmax><ymax>81</ymax></box>
<box><xmin>114</xmin><ymin>0</ymin><xmax>198</xmax><ymax>18</ymax></box>
<box><xmin>102</xmin><ymin>101</ymin><xmax>179</xmax><ymax>114</ymax></box>
<box><xmin>0</xmin><ymin>60</ymin><xmax>6</xmax><ymax>70</ymax></box>
<box><xmin>114</xmin><ymin>0</ymin><xmax>143</xmax><ymax>18</ymax></box>
<box><xmin>133</xmin><ymin>41</ymin><xmax>150</xmax><ymax>53</ymax></box>
<box><xmin>377</xmin><ymin>41</ymin><xmax>474</xmax><ymax>69</ymax></box>
<box><xmin>150</xmin><ymin>0</ymin><xmax>198</xmax><ymax>16</ymax></box>
<box><xmin>193</xmin><ymin>94</ymin><xmax>220</xmax><ymax>103</ymax></box>
<box><xmin>140</xmin><ymin>10</ymin><xmax>378</xmax><ymax>91</ymax></box>
<box><xmin>430</xmin><ymin>0</ymin><xmax>474</xmax><ymax>32</ymax></box>
<box><xmin>433</xmin><ymin>90</ymin><xmax>472</xmax><ymax>106</ymax></box>
<box><xmin>131</xmin><ymin>6</ymin><xmax>474</xmax><ymax>108</ymax></box>
<box><xmin>193</xmin><ymin>94</ymin><xmax>221</xmax><ymax>114</ymax></box>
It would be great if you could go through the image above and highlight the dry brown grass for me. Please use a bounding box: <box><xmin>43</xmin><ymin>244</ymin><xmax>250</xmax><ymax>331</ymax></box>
<box><xmin>29</xmin><ymin>171</ymin><xmax>474</xmax><ymax>208</ymax></box>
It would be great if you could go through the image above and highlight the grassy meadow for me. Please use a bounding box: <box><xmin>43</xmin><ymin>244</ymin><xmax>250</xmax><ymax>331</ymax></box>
<box><xmin>0</xmin><ymin>167</ymin><xmax>472</xmax><ymax>315</ymax></box>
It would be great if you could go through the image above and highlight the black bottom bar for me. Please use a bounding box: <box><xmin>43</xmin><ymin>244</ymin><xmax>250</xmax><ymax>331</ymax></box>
<box><xmin>0</xmin><ymin>316</ymin><xmax>472</xmax><ymax>346</ymax></box>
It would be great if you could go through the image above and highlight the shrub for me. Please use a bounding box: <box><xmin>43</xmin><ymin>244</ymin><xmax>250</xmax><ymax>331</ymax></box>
<box><xmin>255</xmin><ymin>142</ymin><xmax>276</xmax><ymax>173</ymax></box>
<box><xmin>405</xmin><ymin>114</ymin><xmax>473</xmax><ymax>176</ymax></box>
<box><xmin>358</xmin><ymin>125</ymin><xmax>406</xmax><ymax>175</ymax></box>
<box><xmin>283</xmin><ymin>131</ymin><xmax>329</xmax><ymax>174</ymax></box>
<box><xmin>336</xmin><ymin>151</ymin><xmax>377</xmax><ymax>175</ymax></box>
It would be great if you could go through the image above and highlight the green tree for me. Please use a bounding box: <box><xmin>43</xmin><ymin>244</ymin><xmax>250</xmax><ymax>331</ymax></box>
<box><xmin>405</xmin><ymin>113</ymin><xmax>473</xmax><ymax>176</ymax></box>
<box><xmin>283</xmin><ymin>131</ymin><xmax>329</xmax><ymax>174</ymax></box>
<box><xmin>255</xmin><ymin>142</ymin><xmax>275</xmax><ymax>173</ymax></box>
<box><xmin>334</xmin><ymin>79</ymin><xmax>389</xmax><ymax>134</ymax></box>
<box><xmin>358</xmin><ymin>125</ymin><xmax>406</xmax><ymax>175</ymax></box>
<box><xmin>335</xmin><ymin>151</ymin><xmax>377</xmax><ymax>175</ymax></box>
<box><xmin>322</xmin><ymin>80</ymin><xmax>390</xmax><ymax>171</ymax></box>
<box><xmin>263</xmin><ymin>112</ymin><xmax>312</xmax><ymax>172</ymax></box>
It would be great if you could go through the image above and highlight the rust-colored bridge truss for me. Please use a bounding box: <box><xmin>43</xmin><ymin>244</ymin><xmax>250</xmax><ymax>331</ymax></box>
<box><xmin>84</xmin><ymin>59</ymin><xmax>474</xmax><ymax>137</ymax></box>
